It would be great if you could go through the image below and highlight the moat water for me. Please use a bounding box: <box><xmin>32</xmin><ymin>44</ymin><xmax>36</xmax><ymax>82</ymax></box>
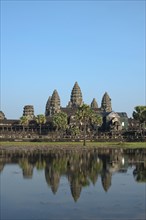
<box><xmin>0</xmin><ymin>148</ymin><xmax>146</xmax><ymax>220</ymax></box>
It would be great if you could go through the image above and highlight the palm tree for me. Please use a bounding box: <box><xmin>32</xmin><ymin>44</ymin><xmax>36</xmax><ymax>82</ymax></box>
<box><xmin>20</xmin><ymin>116</ymin><xmax>29</xmax><ymax>132</ymax></box>
<box><xmin>76</xmin><ymin>104</ymin><xmax>101</xmax><ymax>146</ymax></box>
<box><xmin>133</xmin><ymin>106</ymin><xmax>146</xmax><ymax>122</ymax></box>
<box><xmin>35</xmin><ymin>114</ymin><xmax>46</xmax><ymax>135</ymax></box>
<box><xmin>90</xmin><ymin>112</ymin><xmax>102</xmax><ymax>135</ymax></box>
<box><xmin>69</xmin><ymin>125</ymin><xmax>80</xmax><ymax>139</ymax></box>
<box><xmin>133</xmin><ymin>106</ymin><xmax>146</xmax><ymax>131</ymax></box>
<box><xmin>52</xmin><ymin>112</ymin><xmax>68</xmax><ymax>137</ymax></box>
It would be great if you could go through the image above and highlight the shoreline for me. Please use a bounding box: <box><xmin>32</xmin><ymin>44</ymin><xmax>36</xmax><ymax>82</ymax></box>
<box><xmin>0</xmin><ymin>141</ymin><xmax>146</xmax><ymax>150</ymax></box>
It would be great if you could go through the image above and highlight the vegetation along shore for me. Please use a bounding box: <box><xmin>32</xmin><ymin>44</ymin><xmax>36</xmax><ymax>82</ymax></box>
<box><xmin>0</xmin><ymin>141</ymin><xmax>146</xmax><ymax>150</ymax></box>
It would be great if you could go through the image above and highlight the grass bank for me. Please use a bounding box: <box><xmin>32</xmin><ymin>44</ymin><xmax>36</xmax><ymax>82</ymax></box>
<box><xmin>0</xmin><ymin>141</ymin><xmax>146</xmax><ymax>149</ymax></box>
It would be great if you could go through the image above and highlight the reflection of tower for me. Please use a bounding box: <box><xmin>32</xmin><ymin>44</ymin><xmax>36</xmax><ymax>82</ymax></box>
<box><xmin>101</xmin><ymin>171</ymin><xmax>112</xmax><ymax>192</ymax></box>
<box><xmin>45</xmin><ymin>166</ymin><xmax>60</xmax><ymax>194</ymax></box>
<box><xmin>19</xmin><ymin>158</ymin><xmax>34</xmax><ymax>179</ymax></box>
<box><xmin>70</xmin><ymin>178</ymin><xmax>82</xmax><ymax>202</ymax></box>
<box><xmin>133</xmin><ymin>163</ymin><xmax>146</xmax><ymax>183</ymax></box>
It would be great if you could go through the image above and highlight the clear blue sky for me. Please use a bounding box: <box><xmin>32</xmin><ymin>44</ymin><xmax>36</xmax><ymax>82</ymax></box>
<box><xmin>1</xmin><ymin>0</ymin><xmax>145</xmax><ymax>119</ymax></box>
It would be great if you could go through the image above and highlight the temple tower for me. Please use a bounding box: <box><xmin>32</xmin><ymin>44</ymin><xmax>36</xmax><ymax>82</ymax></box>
<box><xmin>91</xmin><ymin>98</ymin><xmax>98</xmax><ymax>109</ymax></box>
<box><xmin>0</xmin><ymin>111</ymin><xmax>6</xmax><ymax>120</ymax></box>
<box><xmin>45</xmin><ymin>96</ymin><xmax>51</xmax><ymax>116</ymax></box>
<box><xmin>46</xmin><ymin>90</ymin><xmax>61</xmax><ymax>116</ymax></box>
<box><xmin>67</xmin><ymin>82</ymin><xmax>83</xmax><ymax>108</ymax></box>
<box><xmin>23</xmin><ymin>105</ymin><xmax>34</xmax><ymax>120</ymax></box>
<box><xmin>101</xmin><ymin>92</ymin><xmax>112</xmax><ymax>112</ymax></box>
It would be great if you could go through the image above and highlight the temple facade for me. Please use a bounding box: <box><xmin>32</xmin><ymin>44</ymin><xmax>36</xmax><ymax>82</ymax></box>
<box><xmin>45</xmin><ymin>81</ymin><xmax>112</xmax><ymax>117</ymax></box>
<box><xmin>0</xmin><ymin>81</ymin><xmax>130</xmax><ymax>138</ymax></box>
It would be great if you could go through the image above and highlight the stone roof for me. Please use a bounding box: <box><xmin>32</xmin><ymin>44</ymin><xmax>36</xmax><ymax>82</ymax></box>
<box><xmin>107</xmin><ymin>111</ymin><xmax>120</xmax><ymax>119</ymax></box>
<box><xmin>0</xmin><ymin>119</ymin><xmax>19</xmax><ymax>125</ymax></box>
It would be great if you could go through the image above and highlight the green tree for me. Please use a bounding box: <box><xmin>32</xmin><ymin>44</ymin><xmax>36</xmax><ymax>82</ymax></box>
<box><xmin>35</xmin><ymin>114</ymin><xmax>46</xmax><ymax>135</ymax></box>
<box><xmin>76</xmin><ymin>104</ymin><xmax>102</xmax><ymax>146</ymax></box>
<box><xmin>90</xmin><ymin>111</ymin><xmax>102</xmax><ymax>133</ymax></box>
<box><xmin>20</xmin><ymin>116</ymin><xmax>29</xmax><ymax>132</ymax></box>
<box><xmin>69</xmin><ymin>125</ymin><xmax>80</xmax><ymax>139</ymax></box>
<box><xmin>133</xmin><ymin>106</ymin><xmax>146</xmax><ymax>129</ymax></box>
<box><xmin>52</xmin><ymin>112</ymin><xmax>68</xmax><ymax>136</ymax></box>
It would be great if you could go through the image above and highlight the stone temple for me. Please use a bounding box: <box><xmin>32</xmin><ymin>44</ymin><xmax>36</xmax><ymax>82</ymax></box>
<box><xmin>0</xmin><ymin>81</ymin><xmax>129</xmax><ymax>134</ymax></box>
<box><xmin>45</xmin><ymin>81</ymin><xmax>112</xmax><ymax>117</ymax></box>
<box><xmin>43</xmin><ymin>82</ymin><xmax>128</xmax><ymax>130</ymax></box>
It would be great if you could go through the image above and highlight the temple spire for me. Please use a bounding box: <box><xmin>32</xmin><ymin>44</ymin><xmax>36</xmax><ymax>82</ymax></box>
<box><xmin>101</xmin><ymin>92</ymin><xmax>112</xmax><ymax>112</ymax></box>
<box><xmin>91</xmin><ymin>98</ymin><xmax>98</xmax><ymax>108</ymax></box>
<box><xmin>67</xmin><ymin>82</ymin><xmax>83</xmax><ymax>108</ymax></box>
<box><xmin>45</xmin><ymin>96</ymin><xmax>51</xmax><ymax>116</ymax></box>
<box><xmin>45</xmin><ymin>90</ymin><xmax>61</xmax><ymax>116</ymax></box>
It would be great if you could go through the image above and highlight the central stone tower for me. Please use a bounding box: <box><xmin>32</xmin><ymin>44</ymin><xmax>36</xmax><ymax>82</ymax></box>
<box><xmin>67</xmin><ymin>82</ymin><xmax>83</xmax><ymax>108</ymax></box>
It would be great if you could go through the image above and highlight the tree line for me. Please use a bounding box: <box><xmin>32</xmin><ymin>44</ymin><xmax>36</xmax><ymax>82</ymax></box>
<box><xmin>19</xmin><ymin>104</ymin><xmax>146</xmax><ymax>145</ymax></box>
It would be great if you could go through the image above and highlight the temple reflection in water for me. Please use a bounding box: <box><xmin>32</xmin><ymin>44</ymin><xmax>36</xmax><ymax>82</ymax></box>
<box><xmin>0</xmin><ymin>148</ymin><xmax>146</xmax><ymax>202</ymax></box>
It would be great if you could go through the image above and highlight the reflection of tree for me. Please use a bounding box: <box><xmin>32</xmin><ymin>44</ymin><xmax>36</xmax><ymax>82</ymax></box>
<box><xmin>0</xmin><ymin>158</ymin><xmax>5</xmax><ymax>172</ymax></box>
<box><xmin>35</xmin><ymin>156</ymin><xmax>46</xmax><ymax>170</ymax></box>
<box><xmin>0</xmin><ymin>163</ymin><xmax>4</xmax><ymax>172</ymax></box>
<box><xmin>19</xmin><ymin>158</ymin><xmax>34</xmax><ymax>178</ymax></box>
<box><xmin>100</xmin><ymin>153</ymin><xmax>127</xmax><ymax>192</ymax></box>
<box><xmin>133</xmin><ymin>163</ymin><xmax>146</xmax><ymax>183</ymax></box>
<box><xmin>88</xmin><ymin>157</ymin><xmax>103</xmax><ymax>185</ymax></box>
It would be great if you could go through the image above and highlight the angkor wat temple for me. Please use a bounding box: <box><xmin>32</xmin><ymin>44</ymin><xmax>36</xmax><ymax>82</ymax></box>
<box><xmin>45</xmin><ymin>82</ymin><xmax>112</xmax><ymax>117</ymax></box>
<box><xmin>0</xmin><ymin>82</ymin><xmax>143</xmax><ymax>141</ymax></box>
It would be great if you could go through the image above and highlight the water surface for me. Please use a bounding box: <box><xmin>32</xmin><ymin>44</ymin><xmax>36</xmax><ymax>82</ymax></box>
<box><xmin>1</xmin><ymin>148</ymin><xmax>146</xmax><ymax>220</ymax></box>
